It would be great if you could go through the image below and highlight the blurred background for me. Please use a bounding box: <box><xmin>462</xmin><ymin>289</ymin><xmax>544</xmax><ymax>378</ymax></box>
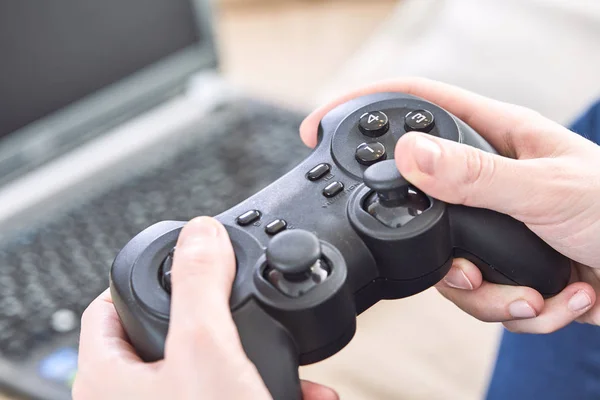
<box><xmin>1</xmin><ymin>0</ymin><xmax>600</xmax><ymax>399</ymax></box>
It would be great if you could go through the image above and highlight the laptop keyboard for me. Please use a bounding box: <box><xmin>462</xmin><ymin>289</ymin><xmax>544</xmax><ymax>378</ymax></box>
<box><xmin>0</xmin><ymin>98</ymin><xmax>311</xmax><ymax>359</ymax></box>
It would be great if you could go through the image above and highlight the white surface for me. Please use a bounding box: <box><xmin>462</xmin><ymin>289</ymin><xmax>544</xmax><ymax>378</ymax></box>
<box><xmin>318</xmin><ymin>0</ymin><xmax>600</xmax><ymax>124</ymax></box>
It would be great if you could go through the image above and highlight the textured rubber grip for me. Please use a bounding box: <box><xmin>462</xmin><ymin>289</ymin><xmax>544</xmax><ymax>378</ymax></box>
<box><xmin>449</xmin><ymin>205</ymin><xmax>571</xmax><ymax>297</ymax></box>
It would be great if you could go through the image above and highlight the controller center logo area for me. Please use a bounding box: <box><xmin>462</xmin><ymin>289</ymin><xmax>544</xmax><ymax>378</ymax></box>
<box><xmin>110</xmin><ymin>93</ymin><xmax>572</xmax><ymax>400</ymax></box>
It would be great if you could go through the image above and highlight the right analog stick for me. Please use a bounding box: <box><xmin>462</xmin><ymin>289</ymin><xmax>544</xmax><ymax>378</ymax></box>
<box><xmin>363</xmin><ymin>160</ymin><xmax>412</xmax><ymax>207</ymax></box>
<box><xmin>362</xmin><ymin>160</ymin><xmax>430</xmax><ymax>228</ymax></box>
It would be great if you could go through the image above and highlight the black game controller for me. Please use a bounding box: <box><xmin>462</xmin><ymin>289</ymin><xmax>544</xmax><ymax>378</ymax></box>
<box><xmin>110</xmin><ymin>93</ymin><xmax>571</xmax><ymax>400</ymax></box>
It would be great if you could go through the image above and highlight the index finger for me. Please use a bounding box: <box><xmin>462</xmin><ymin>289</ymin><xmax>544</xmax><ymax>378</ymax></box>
<box><xmin>299</xmin><ymin>77</ymin><xmax>560</xmax><ymax>156</ymax></box>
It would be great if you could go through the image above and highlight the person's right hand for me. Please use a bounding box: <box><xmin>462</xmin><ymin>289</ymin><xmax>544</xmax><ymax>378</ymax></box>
<box><xmin>299</xmin><ymin>78</ymin><xmax>600</xmax><ymax>334</ymax></box>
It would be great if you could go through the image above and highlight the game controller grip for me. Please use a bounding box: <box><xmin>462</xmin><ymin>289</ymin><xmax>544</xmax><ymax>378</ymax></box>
<box><xmin>232</xmin><ymin>300</ymin><xmax>302</xmax><ymax>400</ymax></box>
<box><xmin>449</xmin><ymin>205</ymin><xmax>571</xmax><ymax>297</ymax></box>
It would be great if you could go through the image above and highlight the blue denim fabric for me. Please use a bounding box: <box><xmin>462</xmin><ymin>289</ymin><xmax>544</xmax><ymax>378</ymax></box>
<box><xmin>486</xmin><ymin>100</ymin><xmax>600</xmax><ymax>400</ymax></box>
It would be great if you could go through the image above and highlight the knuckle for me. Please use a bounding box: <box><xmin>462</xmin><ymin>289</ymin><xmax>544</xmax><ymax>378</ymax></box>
<box><xmin>475</xmin><ymin>315</ymin><xmax>496</xmax><ymax>324</ymax></box>
<box><xmin>529</xmin><ymin>322</ymin><xmax>556</xmax><ymax>335</ymax></box>
<box><xmin>580</xmin><ymin>307</ymin><xmax>600</xmax><ymax>326</ymax></box>
<box><xmin>504</xmin><ymin>319</ymin><xmax>557</xmax><ymax>335</ymax></box>
<box><xmin>460</xmin><ymin>149</ymin><xmax>496</xmax><ymax>203</ymax></box>
<box><xmin>436</xmin><ymin>288</ymin><xmax>493</xmax><ymax>322</ymax></box>
<box><xmin>498</xmin><ymin>104</ymin><xmax>548</xmax><ymax>155</ymax></box>
<box><xmin>434</xmin><ymin>285</ymin><xmax>452</xmax><ymax>300</ymax></box>
<box><xmin>503</xmin><ymin>321</ymin><xmax>525</xmax><ymax>333</ymax></box>
<box><xmin>586</xmin><ymin>314</ymin><xmax>600</xmax><ymax>327</ymax></box>
<box><xmin>470</xmin><ymin>302</ymin><xmax>496</xmax><ymax>323</ymax></box>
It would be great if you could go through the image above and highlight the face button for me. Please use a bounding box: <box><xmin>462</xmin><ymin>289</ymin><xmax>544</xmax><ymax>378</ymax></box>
<box><xmin>355</xmin><ymin>142</ymin><xmax>387</xmax><ymax>166</ymax></box>
<box><xmin>359</xmin><ymin>111</ymin><xmax>389</xmax><ymax>137</ymax></box>
<box><xmin>405</xmin><ymin>110</ymin><xmax>435</xmax><ymax>132</ymax></box>
<box><xmin>265</xmin><ymin>219</ymin><xmax>288</xmax><ymax>235</ymax></box>
<box><xmin>236</xmin><ymin>209</ymin><xmax>261</xmax><ymax>226</ymax></box>
<box><xmin>322</xmin><ymin>181</ymin><xmax>344</xmax><ymax>198</ymax></box>
<box><xmin>306</xmin><ymin>163</ymin><xmax>331</xmax><ymax>181</ymax></box>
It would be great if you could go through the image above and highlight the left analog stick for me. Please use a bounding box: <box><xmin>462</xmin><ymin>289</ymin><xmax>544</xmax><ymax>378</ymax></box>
<box><xmin>159</xmin><ymin>248</ymin><xmax>174</xmax><ymax>293</ymax></box>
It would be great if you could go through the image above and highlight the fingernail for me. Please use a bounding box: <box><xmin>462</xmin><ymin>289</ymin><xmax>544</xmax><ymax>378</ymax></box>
<box><xmin>180</xmin><ymin>217</ymin><xmax>220</xmax><ymax>247</ymax></box>
<box><xmin>412</xmin><ymin>135</ymin><xmax>441</xmax><ymax>175</ymax></box>
<box><xmin>568</xmin><ymin>290</ymin><xmax>592</xmax><ymax>312</ymax></box>
<box><xmin>443</xmin><ymin>267</ymin><xmax>473</xmax><ymax>290</ymax></box>
<box><xmin>508</xmin><ymin>300</ymin><xmax>537</xmax><ymax>319</ymax></box>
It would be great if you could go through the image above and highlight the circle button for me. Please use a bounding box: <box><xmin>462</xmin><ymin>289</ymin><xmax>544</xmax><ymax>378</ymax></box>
<box><xmin>355</xmin><ymin>142</ymin><xmax>387</xmax><ymax>166</ymax></box>
<box><xmin>359</xmin><ymin>111</ymin><xmax>389</xmax><ymax>137</ymax></box>
<box><xmin>405</xmin><ymin>110</ymin><xmax>435</xmax><ymax>132</ymax></box>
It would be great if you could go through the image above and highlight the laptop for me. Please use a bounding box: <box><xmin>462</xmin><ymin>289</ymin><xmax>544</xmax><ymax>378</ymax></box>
<box><xmin>0</xmin><ymin>1</ymin><xmax>312</xmax><ymax>399</ymax></box>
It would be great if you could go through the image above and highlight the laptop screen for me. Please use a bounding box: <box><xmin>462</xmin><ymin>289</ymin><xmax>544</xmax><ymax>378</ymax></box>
<box><xmin>0</xmin><ymin>0</ymin><xmax>203</xmax><ymax>139</ymax></box>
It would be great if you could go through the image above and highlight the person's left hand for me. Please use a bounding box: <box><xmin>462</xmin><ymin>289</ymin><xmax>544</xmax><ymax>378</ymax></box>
<box><xmin>73</xmin><ymin>216</ymin><xmax>338</xmax><ymax>400</ymax></box>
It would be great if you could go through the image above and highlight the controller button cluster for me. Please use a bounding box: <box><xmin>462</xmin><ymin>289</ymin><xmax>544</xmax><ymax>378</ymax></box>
<box><xmin>306</xmin><ymin>163</ymin><xmax>331</xmax><ymax>181</ymax></box>
<box><xmin>265</xmin><ymin>219</ymin><xmax>288</xmax><ymax>235</ymax></box>
<box><xmin>236</xmin><ymin>209</ymin><xmax>261</xmax><ymax>226</ymax></box>
<box><xmin>322</xmin><ymin>181</ymin><xmax>344</xmax><ymax>198</ymax></box>
<box><xmin>355</xmin><ymin>142</ymin><xmax>386</xmax><ymax>166</ymax></box>
<box><xmin>359</xmin><ymin>111</ymin><xmax>389</xmax><ymax>137</ymax></box>
<box><xmin>405</xmin><ymin>110</ymin><xmax>435</xmax><ymax>132</ymax></box>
